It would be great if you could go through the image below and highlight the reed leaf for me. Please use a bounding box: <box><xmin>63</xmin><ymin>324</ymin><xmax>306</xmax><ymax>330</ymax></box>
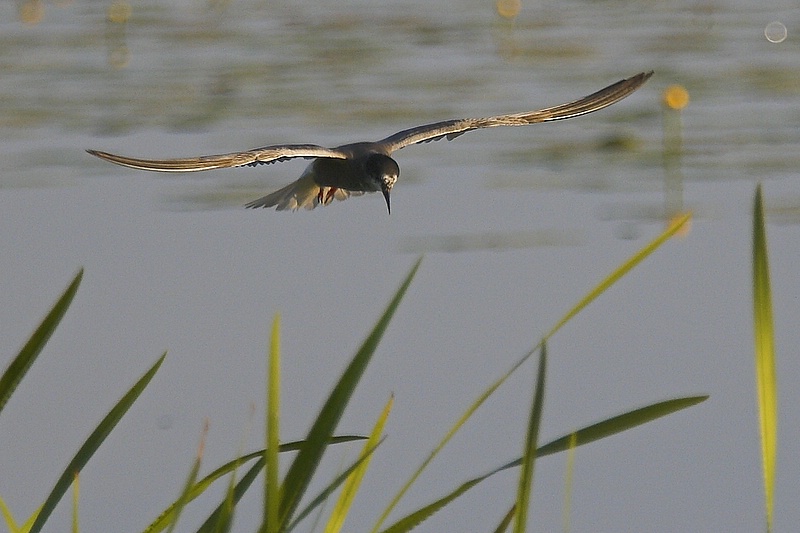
<box><xmin>492</xmin><ymin>505</ymin><xmax>515</xmax><ymax>533</ymax></box>
<box><xmin>545</xmin><ymin>212</ymin><xmax>690</xmax><ymax>340</ymax></box>
<box><xmin>264</xmin><ymin>314</ymin><xmax>282</xmax><ymax>533</ymax></box>
<box><xmin>378</xmin><ymin>472</ymin><xmax>491</xmax><ymax>533</ymax></box>
<box><xmin>562</xmin><ymin>432</ymin><xmax>578</xmax><ymax>533</ymax></box>
<box><xmin>380</xmin><ymin>395</ymin><xmax>706</xmax><ymax>532</ymax></box>
<box><xmin>0</xmin><ymin>501</ymin><xmax>40</xmax><ymax>533</ymax></box>
<box><xmin>513</xmin><ymin>344</ymin><xmax>547</xmax><ymax>533</ymax></box>
<box><xmin>374</xmin><ymin>218</ymin><xmax>690</xmax><ymax>532</ymax></box>
<box><xmin>143</xmin><ymin>437</ymin><xmax>365</xmax><ymax>533</ymax></box>
<box><xmin>29</xmin><ymin>352</ymin><xmax>166</xmax><ymax>533</ymax></box>
<box><xmin>0</xmin><ymin>269</ymin><xmax>83</xmax><ymax>415</ymax></box>
<box><xmin>524</xmin><ymin>395</ymin><xmax>707</xmax><ymax>461</ymax></box>
<box><xmin>166</xmin><ymin>423</ymin><xmax>207</xmax><ymax>533</ymax></box>
<box><xmin>0</xmin><ymin>496</ymin><xmax>21</xmax><ymax>533</ymax></box>
<box><xmin>752</xmin><ymin>184</ymin><xmax>777</xmax><ymax>532</ymax></box>
<box><xmin>371</xmin><ymin>349</ymin><xmax>522</xmax><ymax>533</ymax></box>
<box><xmin>286</xmin><ymin>439</ymin><xmax>384</xmax><ymax>532</ymax></box>
<box><xmin>71</xmin><ymin>473</ymin><xmax>79</xmax><ymax>533</ymax></box>
<box><xmin>324</xmin><ymin>396</ymin><xmax>393</xmax><ymax>533</ymax></box>
<box><xmin>278</xmin><ymin>257</ymin><xmax>422</xmax><ymax>527</ymax></box>
<box><xmin>195</xmin><ymin>457</ymin><xmax>265</xmax><ymax>533</ymax></box>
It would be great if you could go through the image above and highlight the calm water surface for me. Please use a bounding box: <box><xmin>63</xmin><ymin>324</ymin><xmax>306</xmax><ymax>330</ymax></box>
<box><xmin>2</xmin><ymin>0</ymin><xmax>800</xmax><ymax>531</ymax></box>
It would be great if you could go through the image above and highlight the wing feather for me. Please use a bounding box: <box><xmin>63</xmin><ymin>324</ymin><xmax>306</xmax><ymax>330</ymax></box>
<box><xmin>86</xmin><ymin>144</ymin><xmax>348</xmax><ymax>173</ymax></box>
<box><xmin>378</xmin><ymin>71</ymin><xmax>653</xmax><ymax>153</ymax></box>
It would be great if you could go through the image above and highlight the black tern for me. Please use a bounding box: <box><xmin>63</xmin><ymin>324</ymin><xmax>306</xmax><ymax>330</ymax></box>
<box><xmin>87</xmin><ymin>71</ymin><xmax>652</xmax><ymax>213</ymax></box>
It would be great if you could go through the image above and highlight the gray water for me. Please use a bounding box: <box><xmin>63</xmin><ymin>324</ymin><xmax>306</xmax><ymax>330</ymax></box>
<box><xmin>2</xmin><ymin>0</ymin><xmax>800</xmax><ymax>531</ymax></box>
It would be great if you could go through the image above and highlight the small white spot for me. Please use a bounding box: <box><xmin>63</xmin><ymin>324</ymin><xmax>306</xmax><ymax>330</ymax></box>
<box><xmin>764</xmin><ymin>21</ymin><xmax>787</xmax><ymax>43</ymax></box>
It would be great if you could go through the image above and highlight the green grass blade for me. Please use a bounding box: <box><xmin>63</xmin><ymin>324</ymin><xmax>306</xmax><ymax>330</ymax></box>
<box><xmin>513</xmin><ymin>344</ymin><xmax>547</xmax><ymax>533</ymax></box>
<box><xmin>278</xmin><ymin>257</ymin><xmax>422</xmax><ymax>527</ymax></box>
<box><xmin>0</xmin><ymin>496</ymin><xmax>21</xmax><ymax>533</ymax></box>
<box><xmin>0</xmin><ymin>502</ymin><xmax>40</xmax><ymax>533</ymax></box>
<box><xmin>378</xmin><ymin>472</ymin><xmax>493</xmax><ymax>533</ymax></box>
<box><xmin>371</xmin><ymin>348</ymin><xmax>531</xmax><ymax>533</ymax></box>
<box><xmin>144</xmin><ymin>453</ymin><xmax>262</xmax><ymax>533</ymax></box>
<box><xmin>545</xmin><ymin>213</ymin><xmax>690</xmax><ymax>340</ymax></box>
<box><xmin>19</xmin><ymin>512</ymin><xmax>38</xmax><ymax>533</ymax></box>
<box><xmin>213</xmin><ymin>413</ymin><xmax>259</xmax><ymax>533</ymax></box>
<box><xmin>286</xmin><ymin>439</ymin><xmax>385</xmax><ymax>532</ymax></box>
<box><xmin>29</xmin><ymin>351</ymin><xmax>166</xmax><ymax>533</ymax></box>
<box><xmin>380</xmin><ymin>395</ymin><xmax>707</xmax><ymax>533</ymax></box>
<box><xmin>71</xmin><ymin>473</ymin><xmax>79</xmax><ymax>533</ymax></box>
<box><xmin>210</xmin><ymin>456</ymin><xmax>239</xmax><ymax>533</ymax></box>
<box><xmin>166</xmin><ymin>422</ymin><xmax>207</xmax><ymax>533</ymax></box>
<box><xmin>0</xmin><ymin>269</ymin><xmax>83</xmax><ymax>415</ymax></box>
<box><xmin>562</xmin><ymin>432</ymin><xmax>578</xmax><ymax>533</ymax></box>
<box><xmin>324</xmin><ymin>396</ymin><xmax>393</xmax><ymax>533</ymax></box>
<box><xmin>375</xmin><ymin>219</ymin><xmax>691</xmax><ymax>532</ymax></box>
<box><xmin>531</xmin><ymin>395</ymin><xmax>708</xmax><ymax>460</ymax></box>
<box><xmin>265</xmin><ymin>314</ymin><xmax>282</xmax><ymax>533</ymax></box>
<box><xmin>143</xmin><ymin>438</ymin><xmax>365</xmax><ymax>533</ymax></box>
<box><xmin>492</xmin><ymin>505</ymin><xmax>516</xmax><ymax>533</ymax></box>
<box><xmin>195</xmin><ymin>457</ymin><xmax>266</xmax><ymax>533</ymax></box>
<box><xmin>753</xmin><ymin>184</ymin><xmax>777</xmax><ymax>532</ymax></box>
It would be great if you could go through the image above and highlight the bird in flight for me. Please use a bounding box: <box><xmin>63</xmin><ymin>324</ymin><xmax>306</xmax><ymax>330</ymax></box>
<box><xmin>88</xmin><ymin>71</ymin><xmax>652</xmax><ymax>214</ymax></box>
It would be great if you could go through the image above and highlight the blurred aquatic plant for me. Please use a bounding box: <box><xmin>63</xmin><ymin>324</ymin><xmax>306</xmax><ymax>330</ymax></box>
<box><xmin>662</xmin><ymin>84</ymin><xmax>689</xmax><ymax>226</ymax></box>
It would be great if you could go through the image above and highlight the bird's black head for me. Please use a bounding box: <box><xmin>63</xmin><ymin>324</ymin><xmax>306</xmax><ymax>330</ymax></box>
<box><xmin>365</xmin><ymin>153</ymin><xmax>399</xmax><ymax>214</ymax></box>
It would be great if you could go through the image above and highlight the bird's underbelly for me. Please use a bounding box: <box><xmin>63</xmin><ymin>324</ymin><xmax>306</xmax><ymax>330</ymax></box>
<box><xmin>310</xmin><ymin>159</ymin><xmax>378</xmax><ymax>192</ymax></box>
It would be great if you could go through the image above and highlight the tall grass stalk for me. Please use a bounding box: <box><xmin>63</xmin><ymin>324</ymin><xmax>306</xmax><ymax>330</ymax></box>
<box><xmin>752</xmin><ymin>184</ymin><xmax>777</xmax><ymax>532</ymax></box>
<box><xmin>165</xmin><ymin>422</ymin><xmax>208</xmax><ymax>533</ymax></box>
<box><xmin>493</xmin><ymin>505</ymin><xmax>516</xmax><ymax>533</ymax></box>
<box><xmin>71</xmin><ymin>473</ymin><xmax>79</xmax><ymax>533</ymax></box>
<box><xmin>264</xmin><ymin>314</ymin><xmax>282</xmax><ymax>533</ymax></box>
<box><xmin>562</xmin><ymin>432</ymin><xmax>578</xmax><ymax>533</ymax></box>
<box><xmin>324</xmin><ymin>396</ymin><xmax>393</xmax><ymax>533</ymax></box>
<box><xmin>545</xmin><ymin>212</ymin><xmax>690</xmax><ymax>340</ymax></box>
<box><xmin>512</xmin><ymin>344</ymin><xmax>547</xmax><ymax>533</ymax></box>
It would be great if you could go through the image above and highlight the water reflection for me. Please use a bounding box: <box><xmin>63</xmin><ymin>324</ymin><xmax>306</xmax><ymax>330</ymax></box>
<box><xmin>599</xmin><ymin>84</ymin><xmax>692</xmax><ymax>237</ymax></box>
<box><xmin>105</xmin><ymin>1</ymin><xmax>131</xmax><ymax>69</ymax></box>
<box><xmin>662</xmin><ymin>84</ymin><xmax>689</xmax><ymax>221</ymax></box>
<box><xmin>495</xmin><ymin>0</ymin><xmax>521</xmax><ymax>20</ymax></box>
<box><xmin>2</xmin><ymin>0</ymin><xmax>799</xmax><ymax>236</ymax></box>
<box><xmin>17</xmin><ymin>0</ymin><xmax>44</xmax><ymax>25</ymax></box>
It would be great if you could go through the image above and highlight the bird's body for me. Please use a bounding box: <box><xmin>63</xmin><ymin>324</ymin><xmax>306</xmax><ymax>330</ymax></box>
<box><xmin>87</xmin><ymin>71</ymin><xmax>652</xmax><ymax>213</ymax></box>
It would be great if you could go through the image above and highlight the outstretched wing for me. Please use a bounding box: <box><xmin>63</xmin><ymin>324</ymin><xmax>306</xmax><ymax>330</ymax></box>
<box><xmin>377</xmin><ymin>71</ymin><xmax>653</xmax><ymax>153</ymax></box>
<box><xmin>86</xmin><ymin>144</ymin><xmax>348</xmax><ymax>172</ymax></box>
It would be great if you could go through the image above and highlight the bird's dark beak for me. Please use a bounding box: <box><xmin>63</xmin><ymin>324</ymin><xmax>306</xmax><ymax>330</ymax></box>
<box><xmin>382</xmin><ymin>188</ymin><xmax>391</xmax><ymax>214</ymax></box>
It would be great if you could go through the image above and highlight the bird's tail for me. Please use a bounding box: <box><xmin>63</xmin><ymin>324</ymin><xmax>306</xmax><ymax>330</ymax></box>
<box><xmin>245</xmin><ymin>172</ymin><xmax>363</xmax><ymax>210</ymax></box>
<box><xmin>246</xmin><ymin>172</ymin><xmax>319</xmax><ymax>210</ymax></box>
